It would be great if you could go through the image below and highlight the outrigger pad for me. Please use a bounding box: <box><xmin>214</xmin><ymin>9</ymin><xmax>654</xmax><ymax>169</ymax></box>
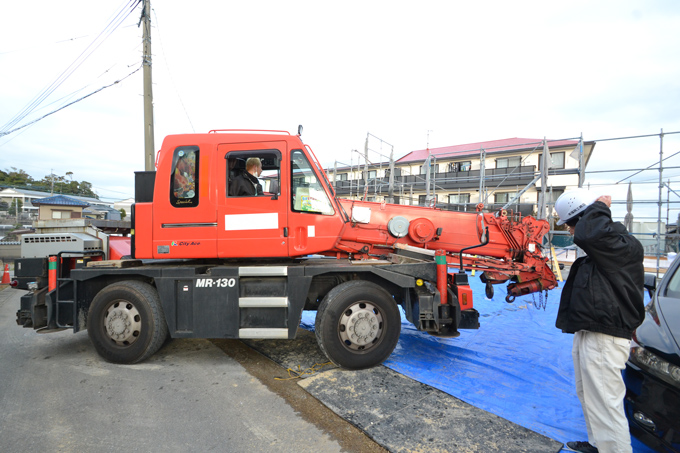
<box><xmin>245</xmin><ymin>328</ymin><xmax>562</xmax><ymax>453</ymax></box>
<box><xmin>299</xmin><ymin>366</ymin><xmax>563</xmax><ymax>453</ymax></box>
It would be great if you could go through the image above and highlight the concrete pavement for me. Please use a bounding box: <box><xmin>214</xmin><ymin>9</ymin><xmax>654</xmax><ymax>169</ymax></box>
<box><xmin>0</xmin><ymin>287</ymin><xmax>381</xmax><ymax>453</ymax></box>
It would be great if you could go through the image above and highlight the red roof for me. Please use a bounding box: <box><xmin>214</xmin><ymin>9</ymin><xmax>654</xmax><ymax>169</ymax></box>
<box><xmin>397</xmin><ymin>138</ymin><xmax>579</xmax><ymax>163</ymax></box>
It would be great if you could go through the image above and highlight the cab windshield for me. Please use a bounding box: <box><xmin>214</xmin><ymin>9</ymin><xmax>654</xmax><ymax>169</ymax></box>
<box><xmin>291</xmin><ymin>149</ymin><xmax>334</xmax><ymax>215</ymax></box>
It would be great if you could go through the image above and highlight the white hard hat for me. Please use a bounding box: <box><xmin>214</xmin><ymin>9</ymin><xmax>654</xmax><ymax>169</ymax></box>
<box><xmin>554</xmin><ymin>189</ymin><xmax>598</xmax><ymax>225</ymax></box>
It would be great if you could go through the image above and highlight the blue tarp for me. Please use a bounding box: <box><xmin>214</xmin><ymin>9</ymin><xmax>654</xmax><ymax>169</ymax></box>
<box><xmin>301</xmin><ymin>273</ymin><xmax>655</xmax><ymax>453</ymax></box>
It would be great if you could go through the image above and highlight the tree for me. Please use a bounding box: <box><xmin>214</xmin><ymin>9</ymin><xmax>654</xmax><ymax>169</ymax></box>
<box><xmin>8</xmin><ymin>199</ymin><xmax>23</xmax><ymax>216</ymax></box>
<box><xmin>119</xmin><ymin>208</ymin><xmax>127</xmax><ymax>220</ymax></box>
<box><xmin>0</xmin><ymin>167</ymin><xmax>34</xmax><ymax>187</ymax></box>
<box><xmin>79</xmin><ymin>181</ymin><xmax>97</xmax><ymax>198</ymax></box>
<box><xmin>1</xmin><ymin>167</ymin><xmax>99</xmax><ymax>199</ymax></box>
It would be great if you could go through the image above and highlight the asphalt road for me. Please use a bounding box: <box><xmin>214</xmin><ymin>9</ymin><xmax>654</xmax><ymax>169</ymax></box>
<box><xmin>0</xmin><ymin>287</ymin><xmax>383</xmax><ymax>453</ymax></box>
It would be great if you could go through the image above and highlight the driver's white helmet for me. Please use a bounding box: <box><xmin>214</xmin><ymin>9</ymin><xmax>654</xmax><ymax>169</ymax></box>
<box><xmin>555</xmin><ymin>189</ymin><xmax>599</xmax><ymax>225</ymax></box>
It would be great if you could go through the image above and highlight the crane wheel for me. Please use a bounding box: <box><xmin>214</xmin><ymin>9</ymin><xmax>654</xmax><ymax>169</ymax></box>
<box><xmin>315</xmin><ymin>281</ymin><xmax>401</xmax><ymax>370</ymax></box>
<box><xmin>87</xmin><ymin>281</ymin><xmax>168</xmax><ymax>364</ymax></box>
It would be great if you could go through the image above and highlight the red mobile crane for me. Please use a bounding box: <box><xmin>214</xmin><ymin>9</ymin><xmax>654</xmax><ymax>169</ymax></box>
<box><xmin>13</xmin><ymin>129</ymin><xmax>557</xmax><ymax>369</ymax></box>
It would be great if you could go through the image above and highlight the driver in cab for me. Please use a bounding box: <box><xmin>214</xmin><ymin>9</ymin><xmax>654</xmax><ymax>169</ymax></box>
<box><xmin>230</xmin><ymin>157</ymin><xmax>264</xmax><ymax>196</ymax></box>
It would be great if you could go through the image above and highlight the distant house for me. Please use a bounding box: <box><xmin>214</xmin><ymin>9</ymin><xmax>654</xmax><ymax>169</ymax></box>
<box><xmin>114</xmin><ymin>197</ymin><xmax>134</xmax><ymax>219</ymax></box>
<box><xmin>83</xmin><ymin>205</ymin><xmax>122</xmax><ymax>221</ymax></box>
<box><xmin>0</xmin><ymin>188</ymin><xmax>112</xmax><ymax>219</ymax></box>
<box><xmin>31</xmin><ymin>195</ymin><xmax>89</xmax><ymax>220</ymax></box>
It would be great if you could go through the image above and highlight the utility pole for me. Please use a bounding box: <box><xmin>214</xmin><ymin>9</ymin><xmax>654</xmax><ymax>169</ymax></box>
<box><xmin>657</xmin><ymin>129</ymin><xmax>664</xmax><ymax>272</ymax></box>
<box><xmin>363</xmin><ymin>135</ymin><xmax>369</xmax><ymax>201</ymax></box>
<box><xmin>537</xmin><ymin>138</ymin><xmax>551</xmax><ymax>220</ymax></box>
<box><xmin>425</xmin><ymin>130</ymin><xmax>432</xmax><ymax>203</ymax></box>
<box><xmin>387</xmin><ymin>146</ymin><xmax>395</xmax><ymax>203</ymax></box>
<box><xmin>578</xmin><ymin>133</ymin><xmax>584</xmax><ymax>188</ymax></box>
<box><xmin>141</xmin><ymin>0</ymin><xmax>155</xmax><ymax>171</ymax></box>
<box><xmin>478</xmin><ymin>148</ymin><xmax>486</xmax><ymax>206</ymax></box>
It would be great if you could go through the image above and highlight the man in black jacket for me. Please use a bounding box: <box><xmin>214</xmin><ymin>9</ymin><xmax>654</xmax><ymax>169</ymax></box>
<box><xmin>229</xmin><ymin>157</ymin><xmax>263</xmax><ymax>197</ymax></box>
<box><xmin>555</xmin><ymin>190</ymin><xmax>645</xmax><ymax>453</ymax></box>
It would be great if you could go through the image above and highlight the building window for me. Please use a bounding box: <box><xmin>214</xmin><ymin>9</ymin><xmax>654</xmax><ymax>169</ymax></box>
<box><xmin>538</xmin><ymin>189</ymin><xmax>564</xmax><ymax>204</ymax></box>
<box><xmin>368</xmin><ymin>170</ymin><xmax>377</xmax><ymax>180</ymax></box>
<box><xmin>496</xmin><ymin>156</ymin><xmax>522</xmax><ymax>169</ymax></box>
<box><xmin>448</xmin><ymin>161</ymin><xmax>471</xmax><ymax>172</ymax></box>
<box><xmin>336</xmin><ymin>173</ymin><xmax>348</xmax><ymax>181</ymax></box>
<box><xmin>448</xmin><ymin>193</ymin><xmax>470</xmax><ymax>204</ymax></box>
<box><xmin>420</xmin><ymin>163</ymin><xmax>437</xmax><ymax>175</ymax></box>
<box><xmin>419</xmin><ymin>195</ymin><xmax>437</xmax><ymax>206</ymax></box>
<box><xmin>51</xmin><ymin>210</ymin><xmax>73</xmax><ymax>219</ymax></box>
<box><xmin>494</xmin><ymin>192</ymin><xmax>518</xmax><ymax>204</ymax></box>
<box><xmin>385</xmin><ymin>168</ymin><xmax>401</xmax><ymax>178</ymax></box>
<box><xmin>538</xmin><ymin>151</ymin><xmax>565</xmax><ymax>169</ymax></box>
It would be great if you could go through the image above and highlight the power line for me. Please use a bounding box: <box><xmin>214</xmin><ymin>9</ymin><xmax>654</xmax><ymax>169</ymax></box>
<box><xmin>0</xmin><ymin>34</ymin><xmax>90</xmax><ymax>56</ymax></box>
<box><xmin>0</xmin><ymin>0</ymin><xmax>141</xmax><ymax>134</ymax></box>
<box><xmin>152</xmin><ymin>7</ymin><xmax>195</xmax><ymax>132</ymax></box>
<box><xmin>0</xmin><ymin>65</ymin><xmax>141</xmax><ymax>138</ymax></box>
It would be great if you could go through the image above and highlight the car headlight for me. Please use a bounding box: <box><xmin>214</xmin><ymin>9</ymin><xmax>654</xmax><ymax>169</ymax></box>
<box><xmin>630</xmin><ymin>346</ymin><xmax>680</xmax><ymax>388</ymax></box>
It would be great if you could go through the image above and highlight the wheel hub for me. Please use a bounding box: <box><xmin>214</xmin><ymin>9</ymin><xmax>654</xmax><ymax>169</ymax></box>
<box><xmin>339</xmin><ymin>302</ymin><xmax>383</xmax><ymax>350</ymax></box>
<box><xmin>104</xmin><ymin>301</ymin><xmax>142</xmax><ymax>346</ymax></box>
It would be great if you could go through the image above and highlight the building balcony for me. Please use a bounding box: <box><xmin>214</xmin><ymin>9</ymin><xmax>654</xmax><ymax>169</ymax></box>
<box><xmin>332</xmin><ymin>165</ymin><xmax>537</xmax><ymax>195</ymax></box>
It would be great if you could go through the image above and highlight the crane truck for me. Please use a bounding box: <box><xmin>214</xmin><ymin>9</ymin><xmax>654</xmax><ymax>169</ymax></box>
<box><xmin>12</xmin><ymin>129</ymin><xmax>558</xmax><ymax>370</ymax></box>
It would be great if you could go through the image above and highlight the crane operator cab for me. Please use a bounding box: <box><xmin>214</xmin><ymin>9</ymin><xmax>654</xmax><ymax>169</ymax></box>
<box><xmin>132</xmin><ymin>132</ymin><xmax>345</xmax><ymax>261</ymax></box>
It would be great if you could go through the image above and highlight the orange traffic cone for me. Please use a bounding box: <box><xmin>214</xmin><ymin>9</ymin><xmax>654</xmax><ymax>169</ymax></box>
<box><xmin>1</xmin><ymin>263</ymin><xmax>10</xmax><ymax>285</ymax></box>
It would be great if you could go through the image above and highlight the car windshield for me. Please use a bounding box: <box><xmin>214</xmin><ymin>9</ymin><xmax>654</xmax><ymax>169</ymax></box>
<box><xmin>664</xmin><ymin>264</ymin><xmax>680</xmax><ymax>299</ymax></box>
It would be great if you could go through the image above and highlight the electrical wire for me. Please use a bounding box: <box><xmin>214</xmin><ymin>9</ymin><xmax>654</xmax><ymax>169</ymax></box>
<box><xmin>0</xmin><ymin>34</ymin><xmax>90</xmax><ymax>56</ymax></box>
<box><xmin>0</xmin><ymin>65</ymin><xmax>141</xmax><ymax>138</ymax></box>
<box><xmin>152</xmin><ymin>7</ymin><xmax>195</xmax><ymax>132</ymax></box>
<box><xmin>0</xmin><ymin>0</ymin><xmax>142</xmax><ymax>134</ymax></box>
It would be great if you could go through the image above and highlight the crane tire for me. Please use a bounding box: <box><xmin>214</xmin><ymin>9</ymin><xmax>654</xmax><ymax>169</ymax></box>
<box><xmin>87</xmin><ymin>280</ymin><xmax>168</xmax><ymax>364</ymax></box>
<box><xmin>315</xmin><ymin>280</ymin><xmax>401</xmax><ymax>370</ymax></box>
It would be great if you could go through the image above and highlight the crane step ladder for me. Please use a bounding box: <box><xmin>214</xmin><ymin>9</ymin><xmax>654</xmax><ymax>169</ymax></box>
<box><xmin>49</xmin><ymin>252</ymin><xmax>104</xmax><ymax>331</ymax></box>
<box><xmin>237</xmin><ymin>266</ymin><xmax>290</xmax><ymax>339</ymax></box>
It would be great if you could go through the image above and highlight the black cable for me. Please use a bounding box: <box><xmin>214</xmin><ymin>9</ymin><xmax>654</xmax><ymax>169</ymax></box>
<box><xmin>0</xmin><ymin>65</ymin><xmax>141</xmax><ymax>138</ymax></box>
<box><xmin>0</xmin><ymin>0</ymin><xmax>141</xmax><ymax>133</ymax></box>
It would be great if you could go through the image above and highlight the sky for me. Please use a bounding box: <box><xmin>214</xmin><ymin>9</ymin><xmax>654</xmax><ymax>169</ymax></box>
<box><xmin>1</xmin><ymin>0</ymin><xmax>679</xmax><ymax>222</ymax></box>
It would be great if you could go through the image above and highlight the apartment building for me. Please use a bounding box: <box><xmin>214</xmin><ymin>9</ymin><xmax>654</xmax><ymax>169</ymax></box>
<box><xmin>329</xmin><ymin>137</ymin><xmax>595</xmax><ymax>217</ymax></box>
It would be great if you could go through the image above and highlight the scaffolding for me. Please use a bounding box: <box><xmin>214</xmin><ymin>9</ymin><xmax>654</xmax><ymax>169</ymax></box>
<box><xmin>329</xmin><ymin>129</ymin><xmax>680</xmax><ymax>269</ymax></box>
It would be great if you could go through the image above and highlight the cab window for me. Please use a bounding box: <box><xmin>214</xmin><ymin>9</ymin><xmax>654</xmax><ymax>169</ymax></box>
<box><xmin>291</xmin><ymin>149</ymin><xmax>334</xmax><ymax>215</ymax></box>
<box><xmin>226</xmin><ymin>150</ymin><xmax>281</xmax><ymax>197</ymax></box>
<box><xmin>170</xmin><ymin>146</ymin><xmax>199</xmax><ymax>208</ymax></box>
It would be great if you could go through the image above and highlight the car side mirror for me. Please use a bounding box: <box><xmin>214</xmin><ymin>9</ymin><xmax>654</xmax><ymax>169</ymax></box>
<box><xmin>643</xmin><ymin>273</ymin><xmax>657</xmax><ymax>298</ymax></box>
